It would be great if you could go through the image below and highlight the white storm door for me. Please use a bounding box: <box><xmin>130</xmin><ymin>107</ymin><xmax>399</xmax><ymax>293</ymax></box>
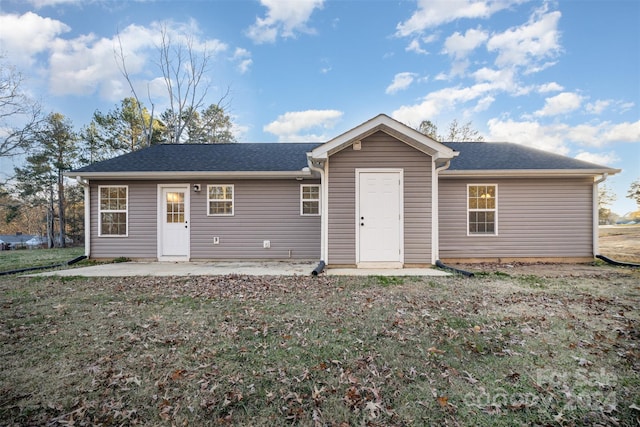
<box><xmin>357</xmin><ymin>170</ymin><xmax>402</xmax><ymax>263</ymax></box>
<box><xmin>159</xmin><ymin>186</ymin><xmax>190</xmax><ymax>260</ymax></box>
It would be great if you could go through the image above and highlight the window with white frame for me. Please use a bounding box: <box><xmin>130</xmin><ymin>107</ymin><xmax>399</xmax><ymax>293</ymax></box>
<box><xmin>99</xmin><ymin>185</ymin><xmax>128</xmax><ymax>236</ymax></box>
<box><xmin>301</xmin><ymin>184</ymin><xmax>320</xmax><ymax>215</ymax></box>
<box><xmin>208</xmin><ymin>185</ymin><xmax>234</xmax><ymax>215</ymax></box>
<box><xmin>468</xmin><ymin>184</ymin><xmax>497</xmax><ymax>235</ymax></box>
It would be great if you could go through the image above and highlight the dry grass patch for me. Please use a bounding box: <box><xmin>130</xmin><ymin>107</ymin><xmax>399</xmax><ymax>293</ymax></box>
<box><xmin>1</xmin><ymin>268</ymin><xmax>639</xmax><ymax>426</ymax></box>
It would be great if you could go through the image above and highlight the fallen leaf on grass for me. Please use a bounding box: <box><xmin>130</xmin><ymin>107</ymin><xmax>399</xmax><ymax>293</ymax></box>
<box><xmin>427</xmin><ymin>347</ymin><xmax>445</xmax><ymax>354</ymax></box>
<box><xmin>572</xmin><ymin>356</ymin><xmax>593</xmax><ymax>366</ymax></box>
<box><xmin>365</xmin><ymin>401</ymin><xmax>383</xmax><ymax>419</ymax></box>
<box><xmin>437</xmin><ymin>396</ymin><xmax>448</xmax><ymax>407</ymax></box>
<box><xmin>463</xmin><ymin>371</ymin><xmax>478</xmax><ymax>384</ymax></box>
<box><xmin>506</xmin><ymin>371</ymin><xmax>521</xmax><ymax>382</ymax></box>
<box><xmin>170</xmin><ymin>369</ymin><xmax>186</xmax><ymax>381</ymax></box>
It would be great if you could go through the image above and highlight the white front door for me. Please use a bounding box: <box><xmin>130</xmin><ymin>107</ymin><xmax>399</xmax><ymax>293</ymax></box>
<box><xmin>159</xmin><ymin>185</ymin><xmax>190</xmax><ymax>260</ymax></box>
<box><xmin>357</xmin><ymin>170</ymin><xmax>402</xmax><ymax>265</ymax></box>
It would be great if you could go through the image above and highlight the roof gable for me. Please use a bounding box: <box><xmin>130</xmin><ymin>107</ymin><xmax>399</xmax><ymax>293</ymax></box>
<box><xmin>310</xmin><ymin>114</ymin><xmax>458</xmax><ymax>161</ymax></box>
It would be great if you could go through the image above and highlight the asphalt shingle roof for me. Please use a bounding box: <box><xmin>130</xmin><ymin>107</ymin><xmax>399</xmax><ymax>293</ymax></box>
<box><xmin>72</xmin><ymin>141</ymin><xmax>616</xmax><ymax>175</ymax></box>
<box><xmin>73</xmin><ymin>143</ymin><xmax>322</xmax><ymax>173</ymax></box>
<box><xmin>443</xmin><ymin>142</ymin><xmax>614</xmax><ymax>171</ymax></box>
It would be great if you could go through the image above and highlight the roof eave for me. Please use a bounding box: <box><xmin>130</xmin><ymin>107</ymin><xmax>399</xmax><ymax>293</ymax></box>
<box><xmin>65</xmin><ymin>170</ymin><xmax>316</xmax><ymax>180</ymax></box>
<box><xmin>440</xmin><ymin>168</ymin><xmax>621</xmax><ymax>178</ymax></box>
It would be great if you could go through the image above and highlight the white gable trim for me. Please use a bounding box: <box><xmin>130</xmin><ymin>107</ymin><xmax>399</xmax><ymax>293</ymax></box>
<box><xmin>310</xmin><ymin>114</ymin><xmax>458</xmax><ymax>161</ymax></box>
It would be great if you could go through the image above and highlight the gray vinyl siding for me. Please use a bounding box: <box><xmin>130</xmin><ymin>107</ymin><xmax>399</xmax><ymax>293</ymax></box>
<box><xmin>327</xmin><ymin>131</ymin><xmax>432</xmax><ymax>265</ymax></box>
<box><xmin>190</xmin><ymin>179</ymin><xmax>320</xmax><ymax>260</ymax></box>
<box><xmin>89</xmin><ymin>179</ymin><xmax>320</xmax><ymax>260</ymax></box>
<box><xmin>90</xmin><ymin>181</ymin><xmax>157</xmax><ymax>258</ymax></box>
<box><xmin>439</xmin><ymin>177</ymin><xmax>594</xmax><ymax>259</ymax></box>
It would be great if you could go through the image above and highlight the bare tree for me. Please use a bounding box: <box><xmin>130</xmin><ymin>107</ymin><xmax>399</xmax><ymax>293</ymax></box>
<box><xmin>0</xmin><ymin>58</ymin><xmax>42</xmax><ymax>159</ymax></box>
<box><xmin>418</xmin><ymin>119</ymin><xmax>484</xmax><ymax>142</ymax></box>
<box><xmin>115</xmin><ymin>24</ymin><xmax>230</xmax><ymax>144</ymax></box>
<box><xmin>598</xmin><ymin>184</ymin><xmax>617</xmax><ymax>224</ymax></box>
<box><xmin>114</xmin><ymin>38</ymin><xmax>156</xmax><ymax>147</ymax></box>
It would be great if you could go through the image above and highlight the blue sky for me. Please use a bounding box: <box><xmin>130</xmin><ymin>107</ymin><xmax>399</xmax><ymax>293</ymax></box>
<box><xmin>1</xmin><ymin>0</ymin><xmax>639</xmax><ymax>214</ymax></box>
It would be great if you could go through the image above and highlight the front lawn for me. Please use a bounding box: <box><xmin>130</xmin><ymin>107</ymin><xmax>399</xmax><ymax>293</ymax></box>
<box><xmin>0</xmin><ymin>247</ymin><xmax>84</xmax><ymax>273</ymax></box>
<box><xmin>1</xmin><ymin>266</ymin><xmax>638</xmax><ymax>426</ymax></box>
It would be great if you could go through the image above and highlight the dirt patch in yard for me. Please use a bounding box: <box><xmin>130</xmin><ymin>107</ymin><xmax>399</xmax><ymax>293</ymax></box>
<box><xmin>599</xmin><ymin>225</ymin><xmax>640</xmax><ymax>263</ymax></box>
<box><xmin>450</xmin><ymin>225</ymin><xmax>640</xmax><ymax>278</ymax></box>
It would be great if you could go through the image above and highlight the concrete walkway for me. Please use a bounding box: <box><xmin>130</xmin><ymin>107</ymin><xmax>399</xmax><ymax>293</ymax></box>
<box><xmin>29</xmin><ymin>261</ymin><xmax>450</xmax><ymax>277</ymax></box>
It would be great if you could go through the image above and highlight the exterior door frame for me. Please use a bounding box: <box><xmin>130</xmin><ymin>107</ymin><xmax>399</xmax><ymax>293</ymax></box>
<box><xmin>355</xmin><ymin>168</ymin><xmax>404</xmax><ymax>267</ymax></box>
<box><xmin>157</xmin><ymin>183</ymin><xmax>191</xmax><ymax>261</ymax></box>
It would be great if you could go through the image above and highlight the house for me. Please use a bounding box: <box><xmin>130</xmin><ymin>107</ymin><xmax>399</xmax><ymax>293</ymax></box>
<box><xmin>0</xmin><ymin>233</ymin><xmax>37</xmax><ymax>250</ymax></box>
<box><xmin>68</xmin><ymin>114</ymin><xmax>620</xmax><ymax>266</ymax></box>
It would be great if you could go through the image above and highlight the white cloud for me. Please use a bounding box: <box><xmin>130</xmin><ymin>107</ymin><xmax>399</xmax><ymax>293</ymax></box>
<box><xmin>386</xmin><ymin>72</ymin><xmax>418</xmax><ymax>94</ymax></box>
<box><xmin>392</xmin><ymin>68</ymin><xmax>520</xmax><ymax>125</ymax></box>
<box><xmin>563</xmin><ymin>120</ymin><xmax>639</xmax><ymax>147</ymax></box>
<box><xmin>534</xmin><ymin>92</ymin><xmax>583</xmax><ymax>117</ymax></box>
<box><xmin>564</xmin><ymin>123</ymin><xmax>603</xmax><ymax>146</ymax></box>
<box><xmin>601</xmin><ymin>120</ymin><xmax>640</xmax><ymax>143</ymax></box>
<box><xmin>396</xmin><ymin>0</ymin><xmax>525</xmax><ymax>37</ymax></box>
<box><xmin>486</xmin><ymin>5</ymin><xmax>561</xmax><ymax>69</ymax></box>
<box><xmin>232</xmin><ymin>48</ymin><xmax>253</xmax><ymax>74</ymax></box>
<box><xmin>263</xmin><ymin>109</ymin><xmax>343</xmax><ymax>142</ymax></box>
<box><xmin>443</xmin><ymin>28</ymin><xmax>488</xmax><ymax>59</ymax></box>
<box><xmin>471</xmin><ymin>67</ymin><xmax>517</xmax><ymax>92</ymax></box>
<box><xmin>487</xmin><ymin>118</ymin><xmax>570</xmax><ymax>154</ymax></box>
<box><xmin>392</xmin><ymin>83</ymin><xmax>493</xmax><ymax>125</ymax></box>
<box><xmin>586</xmin><ymin>99</ymin><xmax>610</xmax><ymax>115</ymax></box>
<box><xmin>473</xmin><ymin>95</ymin><xmax>495</xmax><ymax>112</ymax></box>
<box><xmin>0</xmin><ymin>12</ymin><xmax>70</xmax><ymax>67</ymax></box>
<box><xmin>246</xmin><ymin>0</ymin><xmax>324</xmax><ymax>44</ymax></box>
<box><xmin>616</xmin><ymin>101</ymin><xmax>635</xmax><ymax>113</ymax></box>
<box><xmin>405</xmin><ymin>34</ymin><xmax>439</xmax><ymax>54</ymax></box>
<box><xmin>26</xmin><ymin>0</ymin><xmax>82</xmax><ymax>7</ymax></box>
<box><xmin>538</xmin><ymin>82</ymin><xmax>563</xmax><ymax>93</ymax></box>
<box><xmin>575</xmin><ymin>151</ymin><xmax>620</xmax><ymax>166</ymax></box>
<box><xmin>405</xmin><ymin>39</ymin><xmax>429</xmax><ymax>54</ymax></box>
<box><xmin>487</xmin><ymin>118</ymin><xmax>640</xmax><ymax>155</ymax></box>
<box><xmin>45</xmin><ymin>20</ymin><xmax>227</xmax><ymax>101</ymax></box>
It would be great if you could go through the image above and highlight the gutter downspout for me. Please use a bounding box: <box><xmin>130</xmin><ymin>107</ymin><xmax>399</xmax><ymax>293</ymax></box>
<box><xmin>593</xmin><ymin>173</ymin><xmax>608</xmax><ymax>257</ymax></box>
<box><xmin>432</xmin><ymin>160</ymin><xmax>451</xmax><ymax>264</ymax></box>
<box><xmin>76</xmin><ymin>176</ymin><xmax>90</xmax><ymax>259</ymax></box>
<box><xmin>307</xmin><ymin>154</ymin><xmax>328</xmax><ymax>264</ymax></box>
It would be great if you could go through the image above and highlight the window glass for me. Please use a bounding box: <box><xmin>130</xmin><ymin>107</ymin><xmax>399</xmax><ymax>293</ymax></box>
<box><xmin>468</xmin><ymin>185</ymin><xmax>497</xmax><ymax>235</ymax></box>
<box><xmin>99</xmin><ymin>186</ymin><xmax>128</xmax><ymax>236</ymax></box>
<box><xmin>208</xmin><ymin>185</ymin><xmax>234</xmax><ymax>215</ymax></box>
<box><xmin>301</xmin><ymin>185</ymin><xmax>320</xmax><ymax>215</ymax></box>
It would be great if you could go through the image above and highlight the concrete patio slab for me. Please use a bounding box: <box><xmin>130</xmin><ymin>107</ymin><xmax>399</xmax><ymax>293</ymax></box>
<box><xmin>27</xmin><ymin>261</ymin><xmax>450</xmax><ymax>277</ymax></box>
<box><xmin>326</xmin><ymin>267</ymin><xmax>450</xmax><ymax>276</ymax></box>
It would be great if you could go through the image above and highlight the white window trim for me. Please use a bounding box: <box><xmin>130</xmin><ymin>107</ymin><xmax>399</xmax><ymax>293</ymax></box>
<box><xmin>98</xmin><ymin>185</ymin><xmax>129</xmax><ymax>237</ymax></box>
<box><xmin>300</xmin><ymin>184</ymin><xmax>321</xmax><ymax>216</ymax></box>
<box><xmin>466</xmin><ymin>183</ymin><xmax>498</xmax><ymax>236</ymax></box>
<box><xmin>207</xmin><ymin>184</ymin><xmax>234</xmax><ymax>216</ymax></box>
